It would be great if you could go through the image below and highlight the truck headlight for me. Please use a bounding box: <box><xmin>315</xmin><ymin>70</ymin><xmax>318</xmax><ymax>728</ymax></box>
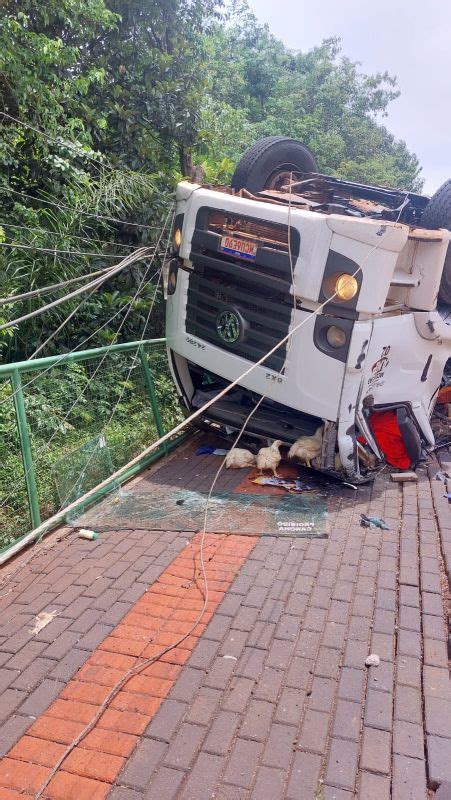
<box><xmin>167</xmin><ymin>260</ymin><xmax>179</xmax><ymax>296</ymax></box>
<box><xmin>173</xmin><ymin>228</ymin><xmax>182</xmax><ymax>250</ymax></box>
<box><xmin>172</xmin><ymin>212</ymin><xmax>184</xmax><ymax>253</ymax></box>
<box><xmin>326</xmin><ymin>325</ymin><xmax>347</xmax><ymax>348</ymax></box>
<box><xmin>335</xmin><ymin>273</ymin><xmax>358</xmax><ymax>301</ymax></box>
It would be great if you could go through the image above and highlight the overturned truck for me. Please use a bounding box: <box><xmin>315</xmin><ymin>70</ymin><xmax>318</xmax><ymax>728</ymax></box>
<box><xmin>165</xmin><ymin>137</ymin><xmax>451</xmax><ymax>482</ymax></box>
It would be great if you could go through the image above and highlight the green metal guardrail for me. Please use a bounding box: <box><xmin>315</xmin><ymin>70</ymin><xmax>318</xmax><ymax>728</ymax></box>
<box><xmin>0</xmin><ymin>338</ymin><xmax>187</xmax><ymax>559</ymax></box>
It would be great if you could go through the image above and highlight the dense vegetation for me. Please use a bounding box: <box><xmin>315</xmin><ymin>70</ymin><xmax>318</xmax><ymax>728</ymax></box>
<box><xmin>0</xmin><ymin>0</ymin><xmax>422</xmax><ymax>542</ymax></box>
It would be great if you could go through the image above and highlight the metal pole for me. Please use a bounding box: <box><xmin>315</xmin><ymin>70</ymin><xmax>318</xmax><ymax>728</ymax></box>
<box><xmin>139</xmin><ymin>345</ymin><xmax>167</xmax><ymax>452</ymax></box>
<box><xmin>10</xmin><ymin>370</ymin><xmax>41</xmax><ymax>529</ymax></box>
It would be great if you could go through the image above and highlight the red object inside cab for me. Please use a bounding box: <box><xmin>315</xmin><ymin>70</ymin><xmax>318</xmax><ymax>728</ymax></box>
<box><xmin>369</xmin><ymin>410</ymin><xmax>412</xmax><ymax>469</ymax></box>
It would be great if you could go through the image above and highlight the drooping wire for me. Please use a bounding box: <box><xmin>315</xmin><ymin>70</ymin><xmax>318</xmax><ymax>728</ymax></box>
<box><xmin>0</xmin><ymin>209</ymin><xmax>173</xmax><ymax>513</ymax></box>
<box><xmin>0</xmin><ymin>240</ymin><xmax>143</xmax><ymax>259</ymax></box>
<box><xmin>0</xmin><ymin>222</ymin><xmax>145</xmax><ymax>251</ymax></box>
<box><xmin>0</xmin><ymin>265</ymin><xmax>117</xmax><ymax>307</ymax></box>
<box><xmin>56</xmin><ymin>211</ymin><xmax>174</xmax><ymax>511</ymax></box>
<box><xmin>29</xmin><ymin>284</ymin><xmax>100</xmax><ymax>360</ymax></box>
<box><xmin>0</xmin><ymin>247</ymin><xmax>153</xmax><ymax>332</ymax></box>
<box><xmin>0</xmin><ymin>248</ymin><xmax>167</xmax><ymax>408</ymax></box>
<box><xmin>0</xmin><ymin>185</ymin><xmax>169</xmax><ymax>229</ymax></box>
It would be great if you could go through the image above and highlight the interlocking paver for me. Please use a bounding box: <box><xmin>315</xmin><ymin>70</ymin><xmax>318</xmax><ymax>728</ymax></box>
<box><xmin>1</xmin><ymin>449</ymin><xmax>450</xmax><ymax>799</ymax></box>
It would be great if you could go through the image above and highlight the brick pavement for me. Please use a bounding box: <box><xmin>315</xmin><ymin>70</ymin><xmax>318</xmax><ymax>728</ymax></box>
<box><xmin>0</xmin><ymin>452</ymin><xmax>449</xmax><ymax>799</ymax></box>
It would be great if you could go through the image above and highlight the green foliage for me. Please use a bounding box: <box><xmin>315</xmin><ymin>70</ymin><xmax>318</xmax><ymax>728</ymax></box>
<box><xmin>0</xmin><ymin>0</ymin><xmax>423</xmax><ymax>365</ymax></box>
<box><xmin>199</xmin><ymin>20</ymin><xmax>422</xmax><ymax>191</ymax></box>
<box><xmin>0</xmin><ymin>0</ymin><xmax>222</xmax><ymax>362</ymax></box>
<box><xmin>0</xmin><ymin>0</ymin><xmax>426</xmax><ymax>547</ymax></box>
<box><xmin>0</xmin><ymin>349</ymin><xmax>184</xmax><ymax>547</ymax></box>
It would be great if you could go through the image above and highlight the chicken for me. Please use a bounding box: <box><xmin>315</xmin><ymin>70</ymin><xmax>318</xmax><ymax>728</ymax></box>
<box><xmin>256</xmin><ymin>440</ymin><xmax>284</xmax><ymax>477</ymax></box>
<box><xmin>288</xmin><ymin>427</ymin><xmax>324</xmax><ymax>468</ymax></box>
<box><xmin>225</xmin><ymin>448</ymin><xmax>256</xmax><ymax>469</ymax></box>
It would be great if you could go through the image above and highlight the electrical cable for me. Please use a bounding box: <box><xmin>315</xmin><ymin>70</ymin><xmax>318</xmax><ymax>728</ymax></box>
<box><xmin>1</xmin><ymin>222</ymin><xmax>145</xmax><ymax>251</ymax></box>
<box><xmin>29</xmin><ymin>284</ymin><xmax>100</xmax><ymax>360</ymax></box>
<box><xmin>0</xmin><ymin>185</ymin><xmax>169</xmax><ymax>229</ymax></box>
<box><xmin>0</xmin><ymin>210</ymin><xmax>173</xmax><ymax>512</ymax></box>
<box><xmin>0</xmin><ymin>247</ymin><xmax>152</xmax><ymax>332</ymax></box>
<box><xmin>0</xmin><ymin>266</ymin><xmax>116</xmax><ymax>307</ymax></box>
<box><xmin>0</xmin><ymin>240</ymin><xmax>142</xmax><ymax>259</ymax></box>
<box><xmin>55</xmin><ymin>212</ymin><xmax>174</xmax><ymax>511</ymax></box>
<box><xmin>0</xmin><ymin>256</ymin><xmax>165</xmax><ymax>409</ymax></box>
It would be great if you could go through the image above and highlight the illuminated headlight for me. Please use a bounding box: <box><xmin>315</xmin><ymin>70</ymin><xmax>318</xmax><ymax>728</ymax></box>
<box><xmin>173</xmin><ymin>228</ymin><xmax>182</xmax><ymax>251</ymax></box>
<box><xmin>335</xmin><ymin>273</ymin><xmax>358</xmax><ymax>301</ymax></box>
<box><xmin>326</xmin><ymin>325</ymin><xmax>347</xmax><ymax>348</ymax></box>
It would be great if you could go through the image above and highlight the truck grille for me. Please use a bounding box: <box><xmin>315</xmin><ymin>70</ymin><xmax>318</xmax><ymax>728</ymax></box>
<box><xmin>186</xmin><ymin>262</ymin><xmax>292</xmax><ymax>371</ymax></box>
<box><xmin>185</xmin><ymin>206</ymin><xmax>298</xmax><ymax>371</ymax></box>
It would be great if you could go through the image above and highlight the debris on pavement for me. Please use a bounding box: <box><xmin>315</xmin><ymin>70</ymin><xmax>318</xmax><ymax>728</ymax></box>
<box><xmin>29</xmin><ymin>610</ymin><xmax>59</xmax><ymax>635</ymax></box>
<box><xmin>252</xmin><ymin>475</ymin><xmax>319</xmax><ymax>493</ymax></box>
<box><xmin>433</xmin><ymin>470</ymin><xmax>451</xmax><ymax>502</ymax></box>
<box><xmin>365</xmin><ymin>653</ymin><xmax>381</xmax><ymax>667</ymax></box>
<box><xmin>360</xmin><ymin>514</ymin><xmax>390</xmax><ymax>530</ymax></box>
<box><xmin>390</xmin><ymin>471</ymin><xmax>418</xmax><ymax>482</ymax></box>
<box><xmin>77</xmin><ymin>528</ymin><xmax>99</xmax><ymax>540</ymax></box>
<box><xmin>196</xmin><ymin>445</ymin><xmax>228</xmax><ymax>456</ymax></box>
<box><xmin>435</xmin><ymin>470</ymin><xmax>450</xmax><ymax>482</ymax></box>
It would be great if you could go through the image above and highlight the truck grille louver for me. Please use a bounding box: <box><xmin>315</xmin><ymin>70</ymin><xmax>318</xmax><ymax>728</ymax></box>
<box><xmin>185</xmin><ymin>207</ymin><xmax>297</xmax><ymax>371</ymax></box>
<box><xmin>186</xmin><ymin>264</ymin><xmax>292</xmax><ymax>371</ymax></box>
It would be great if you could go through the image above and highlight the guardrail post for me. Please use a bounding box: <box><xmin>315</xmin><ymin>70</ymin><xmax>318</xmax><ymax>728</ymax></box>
<box><xmin>139</xmin><ymin>345</ymin><xmax>168</xmax><ymax>453</ymax></box>
<box><xmin>10</xmin><ymin>369</ymin><xmax>41</xmax><ymax>529</ymax></box>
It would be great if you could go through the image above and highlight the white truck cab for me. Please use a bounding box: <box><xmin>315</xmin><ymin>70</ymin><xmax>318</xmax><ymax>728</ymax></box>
<box><xmin>165</xmin><ymin>138</ymin><xmax>451</xmax><ymax>482</ymax></box>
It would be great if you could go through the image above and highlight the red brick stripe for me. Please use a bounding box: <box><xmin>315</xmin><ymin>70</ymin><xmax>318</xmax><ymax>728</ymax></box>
<box><xmin>0</xmin><ymin>533</ymin><xmax>256</xmax><ymax>799</ymax></box>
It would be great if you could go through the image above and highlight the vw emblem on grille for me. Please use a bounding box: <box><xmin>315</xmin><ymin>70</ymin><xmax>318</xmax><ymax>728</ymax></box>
<box><xmin>216</xmin><ymin>309</ymin><xmax>241</xmax><ymax>344</ymax></box>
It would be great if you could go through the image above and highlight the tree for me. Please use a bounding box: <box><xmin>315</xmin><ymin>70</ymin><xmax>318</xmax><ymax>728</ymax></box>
<box><xmin>0</xmin><ymin>0</ymin><xmax>423</xmax><ymax>361</ymax></box>
<box><xmin>0</xmin><ymin>0</ymin><xmax>223</xmax><ymax>361</ymax></box>
<box><xmin>197</xmin><ymin>15</ymin><xmax>422</xmax><ymax>191</ymax></box>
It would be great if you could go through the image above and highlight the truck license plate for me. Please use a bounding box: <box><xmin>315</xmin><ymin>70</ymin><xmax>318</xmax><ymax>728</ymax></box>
<box><xmin>220</xmin><ymin>236</ymin><xmax>257</xmax><ymax>261</ymax></box>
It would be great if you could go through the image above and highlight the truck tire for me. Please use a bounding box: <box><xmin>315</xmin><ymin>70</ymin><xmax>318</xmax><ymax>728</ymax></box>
<box><xmin>231</xmin><ymin>136</ymin><xmax>318</xmax><ymax>194</ymax></box>
<box><xmin>421</xmin><ymin>180</ymin><xmax>451</xmax><ymax>304</ymax></box>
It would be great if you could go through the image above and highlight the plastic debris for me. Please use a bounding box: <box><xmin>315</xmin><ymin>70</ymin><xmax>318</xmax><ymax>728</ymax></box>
<box><xmin>222</xmin><ymin>655</ymin><xmax>238</xmax><ymax>661</ymax></box>
<box><xmin>196</xmin><ymin>445</ymin><xmax>228</xmax><ymax>456</ymax></box>
<box><xmin>360</xmin><ymin>514</ymin><xmax>390</xmax><ymax>530</ymax></box>
<box><xmin>434</xmin><ymin>470</ymin><xmax>450</xmax><ymax>482</ymax></box>
<box><xmin>78</xmin><ymin>528</ymin><xmax>99</xmax><ymax>540</ymax></box>
<box><xmin>30</xmin><ymin>610</ymin><xmax>59</xmax><ymax>635</ymax></box>
<box><xmin>365</xmin><ymin>653</ymin><xmax>381</xmax><ymax>667</ymax></box>
<box><xmin>252</xmin><ymin>475</ymin><xmax>319</xmax><ymax>493</ymax></box>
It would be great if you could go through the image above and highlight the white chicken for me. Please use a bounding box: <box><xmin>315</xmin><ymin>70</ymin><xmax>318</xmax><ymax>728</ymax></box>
<box><xmin>256</xmin><ymin>440</ymin><xmax>284</xmax><ymax>477</ymax></box>
<box><xmin>288</xmin><ymin>427</ymin><xmax>324</xmax><ymax>468</ymax></box>
<box><xmin>225</xmin><ymin>448</ymin><xmax>256</xmax><ymax>470</ymax></box>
